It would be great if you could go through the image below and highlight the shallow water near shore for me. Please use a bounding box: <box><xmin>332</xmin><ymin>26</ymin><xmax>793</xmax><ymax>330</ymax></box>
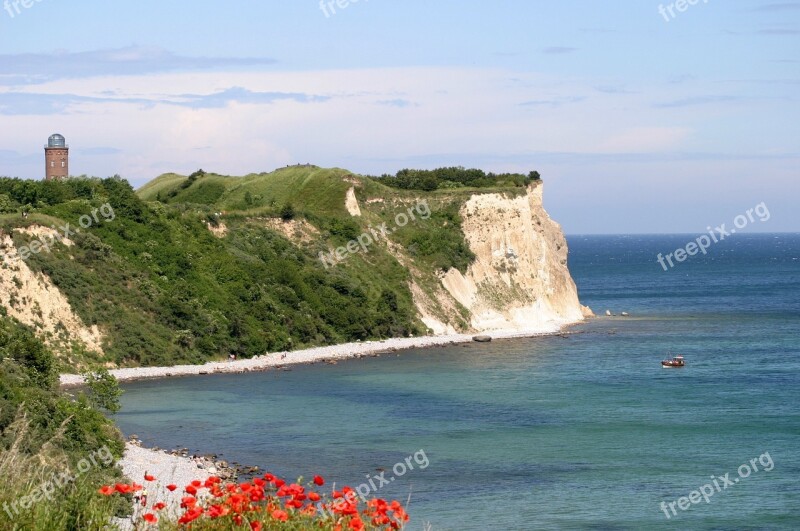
<box><xmin>116</xmin><ymin>234</ymin><xmax>800</xmax><ymax>530</ymax></box>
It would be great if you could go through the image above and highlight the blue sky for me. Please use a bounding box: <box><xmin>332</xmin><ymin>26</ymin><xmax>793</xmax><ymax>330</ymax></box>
<box><xmin>0</xmin><ymin>0</ymin><xmax>797</xmax><ymax>233</ymax></box>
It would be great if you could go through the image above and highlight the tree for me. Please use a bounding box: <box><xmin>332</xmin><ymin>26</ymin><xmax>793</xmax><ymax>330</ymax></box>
<box><xmin>83</xmin><ymin>368</ymin><xmax>123</xmax><ymax>414</ymax></box>
<box><xmin>0</xmin><ymin>323</ymin><xmax>56</xmax><ymax>388</ymax></box>
<box><xmin>0</xmin><ymin>193</ymin><xmax>15</xmax><ymax>213</ymax></box>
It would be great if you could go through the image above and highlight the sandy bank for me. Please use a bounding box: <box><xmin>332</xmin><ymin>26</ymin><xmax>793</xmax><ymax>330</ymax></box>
<box><xmin>60</xmin><ymin>323</ymin><xmax>579</xmax><ymax>387</ymax></box>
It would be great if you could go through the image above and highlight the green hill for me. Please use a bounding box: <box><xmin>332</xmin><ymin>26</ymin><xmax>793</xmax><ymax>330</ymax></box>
<box><xmin>0</xmin><ymin>167</ymin><xmax>493</xmax><ymax>370</ymax></box>
<box><xmin>139</xmin><ymin>166</ymin><xmax>362</xmax><ymax>216</ymax></box>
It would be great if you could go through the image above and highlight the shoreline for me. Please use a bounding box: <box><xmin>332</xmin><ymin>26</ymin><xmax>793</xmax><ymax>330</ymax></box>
<box><xmin>60</xmin><ymin>323</ymin><xmax>581</xmax><ymax>387</ymax></box>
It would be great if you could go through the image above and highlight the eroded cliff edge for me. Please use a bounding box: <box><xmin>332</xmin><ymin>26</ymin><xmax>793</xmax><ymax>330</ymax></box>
<box><xmin>415</xmin><ymin>182</ymin><xmax>591</xmax><ymax>334</ymax></box>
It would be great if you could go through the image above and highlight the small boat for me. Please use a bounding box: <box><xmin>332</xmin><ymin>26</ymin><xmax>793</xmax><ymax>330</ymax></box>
<box><xmin>661</xmin><ymin>355</ymin><xmax>685</xmax><ymax>368</ymax></box>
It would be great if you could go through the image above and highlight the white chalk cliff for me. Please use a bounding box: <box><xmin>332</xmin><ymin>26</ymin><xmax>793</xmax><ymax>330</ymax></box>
<box><xmin>0</xmin><ymin>229</ymin><xmax>105</xmax><ymax>362</ymax></box>
<box><xmin>428</xmin><ymin>182</ymin><xmax>589</xmax><ymax>334</ymax></box>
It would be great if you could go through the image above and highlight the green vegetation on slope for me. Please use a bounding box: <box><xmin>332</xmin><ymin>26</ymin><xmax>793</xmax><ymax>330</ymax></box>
<box><xmin>0</xmin><ymin>316</ymin><xmax>126</xmax><ymax>530</ymax></box>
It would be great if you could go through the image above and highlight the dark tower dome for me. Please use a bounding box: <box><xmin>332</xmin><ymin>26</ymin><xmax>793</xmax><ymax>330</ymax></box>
<box><xmin>48</xmin><ymin>134</ymin><xmax>66</xmax><ymax>148</ymax></box>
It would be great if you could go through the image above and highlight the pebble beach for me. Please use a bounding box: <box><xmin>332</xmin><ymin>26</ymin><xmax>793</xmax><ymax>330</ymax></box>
<box><xmin>60</xmin><ymin>327</ymin><xmax>574</xmax><ymax>387</ymax></box>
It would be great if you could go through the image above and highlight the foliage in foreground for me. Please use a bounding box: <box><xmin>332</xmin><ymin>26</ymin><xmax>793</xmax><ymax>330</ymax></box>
<box><xmin>0</xmin><ymin>317</ymin><xmax>126</xmax><ymax>530</ymax></box>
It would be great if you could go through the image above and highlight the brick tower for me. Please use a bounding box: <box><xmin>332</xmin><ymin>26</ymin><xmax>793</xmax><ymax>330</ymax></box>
<box><xmin>44</xmin><ymin>133</ymin><xmax>68</xmax><ymax>180</ymax></box>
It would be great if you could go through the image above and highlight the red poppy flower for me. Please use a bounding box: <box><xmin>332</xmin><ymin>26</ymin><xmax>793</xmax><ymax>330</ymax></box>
<box><xmin>153</xmin><ymin>502</ymin><xmax>166</xmax><ymax>511</ymax></box>
<box><xmin>207</xmin><ymin>504</ymin><xmax>230</xmax><ymax>518</ymax></box>
<box><xmin>313</xmin><ymin>475</ymin><xmax>325</xmax><ymax>486</ymax></box>
<box><xmin>180</xmin><ymin>496</ymin><xmax>197</xmax><ymax>509</ymax></box>
<box><xmin>177</xmin><ymin>506</ymin><xmax>203</xmax><ymax>525</ymax></box>
<box><xmin>309</xmin><ymin>492</ymin><xmax>321</xmax><ymax>502</ymax></box>
<box><xmin>185</xmin><ymin>485</ymin><xmax>198</xmax><ymax>495</ymax></box>
<box><xmin>271</xmin><ymin>509</ymin><xmax>289</xmax><ymax>522</ymax></box>
<box><xmin>143</xmin><ymin>513</ymin><xmax>157</xmax><ymax>524</ymax></box>
<box><xmin>98</xmin><ymin>485</ymin><xmax>115</xmax><ymax>496</ymax></box>
<box><xmin>286</xmin><ymin>499</ymin><xmax>303</xmax><ymax>509</ymax></box>
<box><xmin>251</xmin><ymin>522</ymin><xmax>262</xmax><ymax>531</ymax></box>
<box><xmin>166</xmin><ymin>484</ymin><xmax>177</xmax><ymax>492</ymax></box>
<box><xmin>144</xmin><ymin>473</ymin><xmax>156</xmax><ymax>482</ymax></box>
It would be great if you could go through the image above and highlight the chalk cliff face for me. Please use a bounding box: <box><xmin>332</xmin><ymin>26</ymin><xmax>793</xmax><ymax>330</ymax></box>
<box><xmin>0</xmin><ymin>230</ymin><xmax>105</xmax><ymax>362</ymax></box>
<box><xmin>436</xmin><ymin>182</ymin><xmax>587</xmax><ymax>333</ymax></box>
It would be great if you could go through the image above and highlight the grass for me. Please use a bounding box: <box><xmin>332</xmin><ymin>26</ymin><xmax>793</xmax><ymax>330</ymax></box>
<box><xmin>0</xmin><ymin>412</ymin><xmax>126</xmax><ymax>531</ymax></box>
<box><xmin>138</xmin><ymin>167</ymin><xmax>356</xmax><ymax>218</ymax></box>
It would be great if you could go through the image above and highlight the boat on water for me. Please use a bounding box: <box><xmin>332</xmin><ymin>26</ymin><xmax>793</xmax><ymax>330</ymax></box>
<box><xmin>661</xmin><ymin>355</ymin><xmax>685</xmax><ymax>368</ymax></box>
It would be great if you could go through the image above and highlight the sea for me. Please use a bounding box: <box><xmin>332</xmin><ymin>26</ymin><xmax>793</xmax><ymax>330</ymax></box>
<box><xmin>115</xmin><ymin>234</ymin><xmax>800</xmax><ymax>530</ymax></box>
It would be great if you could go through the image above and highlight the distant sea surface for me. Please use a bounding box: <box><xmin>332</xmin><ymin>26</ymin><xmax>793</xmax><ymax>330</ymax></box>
<box><xmin>116</xmin><ymin>234</ymin><xmax>800</xmax><ymax>530</ymax></box>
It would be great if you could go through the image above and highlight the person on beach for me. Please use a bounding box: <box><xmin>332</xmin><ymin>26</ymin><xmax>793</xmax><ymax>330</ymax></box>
<box><xmin>141</xmin><ymin>488</ymin><xmax>148</xmax><ymax>507</ymax></box>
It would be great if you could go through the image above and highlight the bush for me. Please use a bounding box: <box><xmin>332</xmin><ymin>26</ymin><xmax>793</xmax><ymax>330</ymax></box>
<box><xmin>371</xmin><ymin>166</ymin><xmax>540</xmax><ymax>190</ymax></box>
<box><xmin>280</xmin><ymin>203</ymin><xmax>296</xmax><ymax>221</ymax></box>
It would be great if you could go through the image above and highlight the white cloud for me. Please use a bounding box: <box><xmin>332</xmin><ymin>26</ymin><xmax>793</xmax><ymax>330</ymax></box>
<box><xmin>0</xmin><ymin>65</ymin><xmax>784</xmax><ymax>186</ymax></box>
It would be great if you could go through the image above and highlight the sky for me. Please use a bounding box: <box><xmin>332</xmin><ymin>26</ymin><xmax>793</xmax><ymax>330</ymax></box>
<box><xmin>0</xmin><ymin>0</ymin><xmax>797</xmax><ymax>234</ymax></box>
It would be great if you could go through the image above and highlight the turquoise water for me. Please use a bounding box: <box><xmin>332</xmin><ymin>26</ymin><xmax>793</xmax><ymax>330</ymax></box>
<box><xmin>116</xmin><ymin>234</ymin><xmax>800</xmax><ymax>530</ymax></box>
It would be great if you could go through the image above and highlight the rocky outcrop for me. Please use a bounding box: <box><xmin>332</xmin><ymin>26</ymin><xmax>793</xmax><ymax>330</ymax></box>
<box><xmin>254</xmin><ymin>218</ymin><xmax>320</xmax><ymax>245</ymax></box>
<box><xmin>439</xmin><ymin>182</ymin><xmax>585</xmax><ymax>333</ymax></box>
<box><xmin>345</xmin><ymin>187</ymin><xmax>362</xmax><ymax>217</ymax></box>
<box><xmin>0</xmin><ymin>230</ymin><xmax>105</xmax><ymax>359</ymax></box>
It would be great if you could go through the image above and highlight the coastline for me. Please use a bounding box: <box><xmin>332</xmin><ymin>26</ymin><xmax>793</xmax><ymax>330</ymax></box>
<box><xmin>60</xmin><ymin>323</ymin><xmax>581</xmax><ymax>387</ymax></box>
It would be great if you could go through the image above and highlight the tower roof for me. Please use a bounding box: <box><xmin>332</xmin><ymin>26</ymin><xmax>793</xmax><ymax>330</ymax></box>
<box><xmin>47</xmin><ymin>133</ymin><xmax>66</xmax><ymax>148</ymax></box>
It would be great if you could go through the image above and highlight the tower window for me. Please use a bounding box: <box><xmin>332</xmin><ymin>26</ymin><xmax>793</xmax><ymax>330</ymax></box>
<box><xmin>61</xmin><ymin>161</ymin><xmax>65</xmax><ymax>168</ymax></box>
<box><xmin>51</xmin><ymin>161</ymin><xmax>55</xmax><ymax>168</ymax></box>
